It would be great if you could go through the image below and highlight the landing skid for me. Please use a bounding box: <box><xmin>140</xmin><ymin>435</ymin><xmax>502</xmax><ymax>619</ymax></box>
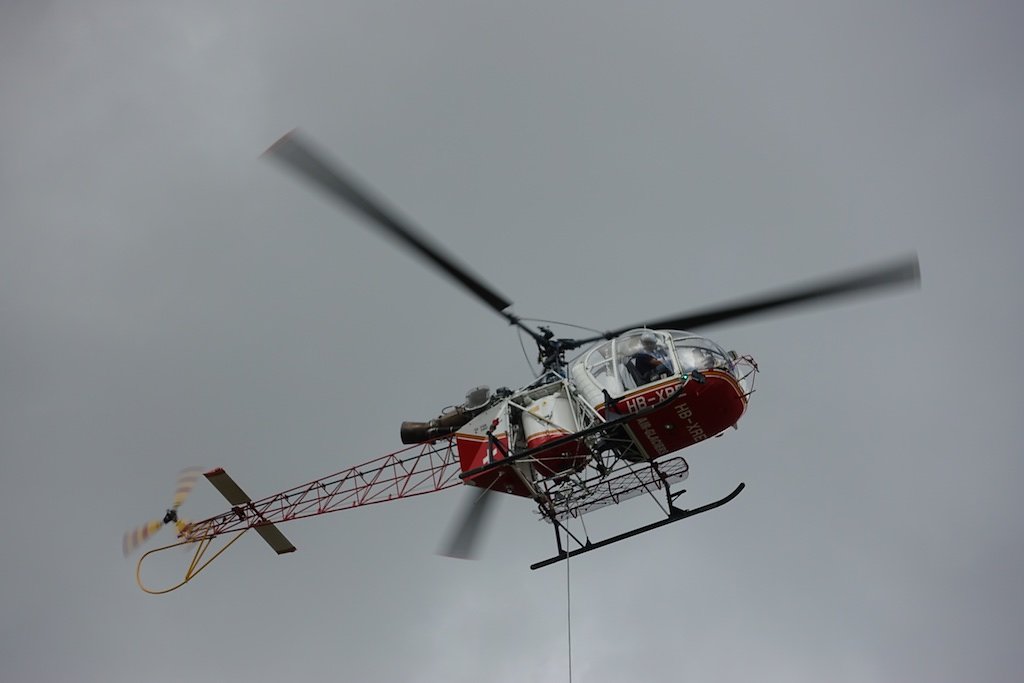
<box><xmin>530</xmin><ymin>482</ymin><xmax>745</xmax><ymax>570</ymax></box>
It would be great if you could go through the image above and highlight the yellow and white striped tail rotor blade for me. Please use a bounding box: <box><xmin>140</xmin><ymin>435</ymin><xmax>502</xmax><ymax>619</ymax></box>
<box><xmin>171</xmin><ymin>467</ymin><xmax>203</xmax><ymax>510</ymax></box>
<box><xmin>122</xmin><ymin>519</ymin><xmax>164</xmax><ymax>557</ymax></box>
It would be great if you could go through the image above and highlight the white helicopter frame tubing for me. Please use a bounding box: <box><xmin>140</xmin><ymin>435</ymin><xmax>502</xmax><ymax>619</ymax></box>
<box><xmin>500</xmin><ymin>381</ymin><xmax>623</xmax><ymax>476</ymax></box>
<box><xmin>460</xmin><ymin>379</ymin><xmax>690</xmax><ymax>485</ymax></box>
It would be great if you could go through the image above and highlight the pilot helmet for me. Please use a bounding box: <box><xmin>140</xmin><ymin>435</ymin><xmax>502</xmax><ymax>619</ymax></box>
<box><xmin>640</xmin><ymin>332</ymin><xmax>659</xmax><ymax>348</ymax></box>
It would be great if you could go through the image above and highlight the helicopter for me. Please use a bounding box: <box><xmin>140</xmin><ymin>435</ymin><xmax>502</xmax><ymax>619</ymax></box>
<box><xmin>124</xmin><ymin>131</ymin><xmax>920</xmax><ymax>593</ymax></box>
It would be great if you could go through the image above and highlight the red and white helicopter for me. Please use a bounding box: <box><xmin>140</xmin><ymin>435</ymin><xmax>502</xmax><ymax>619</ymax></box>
<box><xmin>124</xmin><ymin>131</ymin><xmax>919</xmax><ymax>593</ymax></box>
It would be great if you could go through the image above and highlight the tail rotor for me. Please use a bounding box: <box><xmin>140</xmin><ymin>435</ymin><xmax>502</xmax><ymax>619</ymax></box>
<box><xmin>122</xmin><ymin>467</ymin><xmax>204</xmax><ymax>557</ymax></box>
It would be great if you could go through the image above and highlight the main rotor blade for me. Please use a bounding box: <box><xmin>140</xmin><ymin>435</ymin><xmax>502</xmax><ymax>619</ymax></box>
<box><xmin>439</xmin><ymin>487</ymin><xmax>497</xmax><ymax>560</ymax></box>
<box><xmin>264</xmin><ymin>131</ymin><xmax>513</xmax><ymax>314</ymax></box>
<box><xmin>604</xmin><ymin>255</ymin><xmax>920</xmax><ymax>337</ymax></box>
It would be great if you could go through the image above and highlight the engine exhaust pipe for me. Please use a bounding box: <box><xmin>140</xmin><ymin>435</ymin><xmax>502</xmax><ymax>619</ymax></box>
<box><xmin>400</xmin><ymin>408</ymin><xmax>474</xmax><ymax>444</ymax></box>
<box><xmin>400</xmin><ymin>386</ymin><xmax>493</xmax><ymax>444</ymax></box>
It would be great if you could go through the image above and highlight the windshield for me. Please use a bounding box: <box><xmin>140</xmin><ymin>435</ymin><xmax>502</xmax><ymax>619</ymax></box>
<box><xmin>670</xmin><ymin>333</ymin><xmax>731</xmax><ymax>373</ymax></box>
<box><xmin>570</xmin><ymin>329</ymin><xmax>755</xmax><ymax>398</ymax></box>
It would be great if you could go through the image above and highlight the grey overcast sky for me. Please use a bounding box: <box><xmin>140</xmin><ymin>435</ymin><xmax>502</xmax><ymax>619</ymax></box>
<box><xmin>2</xmin><ymin>2</ymin><xmax>1022</xmax><ymax>682</ymax></box>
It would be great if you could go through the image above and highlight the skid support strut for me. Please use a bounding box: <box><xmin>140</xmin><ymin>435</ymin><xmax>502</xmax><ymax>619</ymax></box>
<box><xmin>530</xmin><ymin>483</ymin><xmax>744</xmax><ymax>570</ymax></box>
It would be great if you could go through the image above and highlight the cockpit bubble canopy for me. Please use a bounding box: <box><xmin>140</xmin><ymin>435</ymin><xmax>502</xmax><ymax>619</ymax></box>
<box><xmin>570</xmin><ymin>329</ymin><xmax>743</xmax><ymax>395</ymax></box>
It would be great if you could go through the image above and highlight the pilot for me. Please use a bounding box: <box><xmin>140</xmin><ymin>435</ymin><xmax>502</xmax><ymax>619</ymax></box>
<box><xmin>628</xmin><ymin>332</ymin><xmax>674</xmax><ymax>385</ymax></box>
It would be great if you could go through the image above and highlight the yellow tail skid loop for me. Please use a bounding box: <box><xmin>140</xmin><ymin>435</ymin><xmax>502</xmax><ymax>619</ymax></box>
<box><xmin>135</xmin><ymin>530</ymin><xmax>249</xmax><ymax>595</ymax></box>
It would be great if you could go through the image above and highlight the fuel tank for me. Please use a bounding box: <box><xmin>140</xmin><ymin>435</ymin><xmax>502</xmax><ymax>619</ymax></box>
<box><xmin>521</xmin><ymin>391</ymin><xmax>589</xmax><ymax>478</ymax></box>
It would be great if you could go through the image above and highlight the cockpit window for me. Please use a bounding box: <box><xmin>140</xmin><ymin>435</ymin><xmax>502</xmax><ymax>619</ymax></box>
<box><xmin>582</xmin><ymin>342</ymin><xmax>619</xmax><ymax>395</ymax></box>
<box><xmin>569</xmin><ymin>329</ymin><xmax>751</xmax><ymax>402</ymax></box>
<box><xmin>618</xmin><ymin>330</ymin><xmax>675</xmax><ymax>390</ymax></box>
<box><xmin>671</xmin><ymin>333</ymin><xmax>731</xmax><ymax>374</ymax></box>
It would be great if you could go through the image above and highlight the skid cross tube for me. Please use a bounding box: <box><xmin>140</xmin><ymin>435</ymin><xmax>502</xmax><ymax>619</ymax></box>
<box><xmin>530</xmin><ymin>483</ymin><xmax>745</xmax><ymax>570</ymax></box>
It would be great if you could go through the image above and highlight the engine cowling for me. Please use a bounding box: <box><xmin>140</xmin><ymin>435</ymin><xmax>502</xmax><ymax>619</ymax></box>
<box><xmin>399</xmin><ymin>386</ymin><xmax>494</xmax><ymax>444</ymax></box>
